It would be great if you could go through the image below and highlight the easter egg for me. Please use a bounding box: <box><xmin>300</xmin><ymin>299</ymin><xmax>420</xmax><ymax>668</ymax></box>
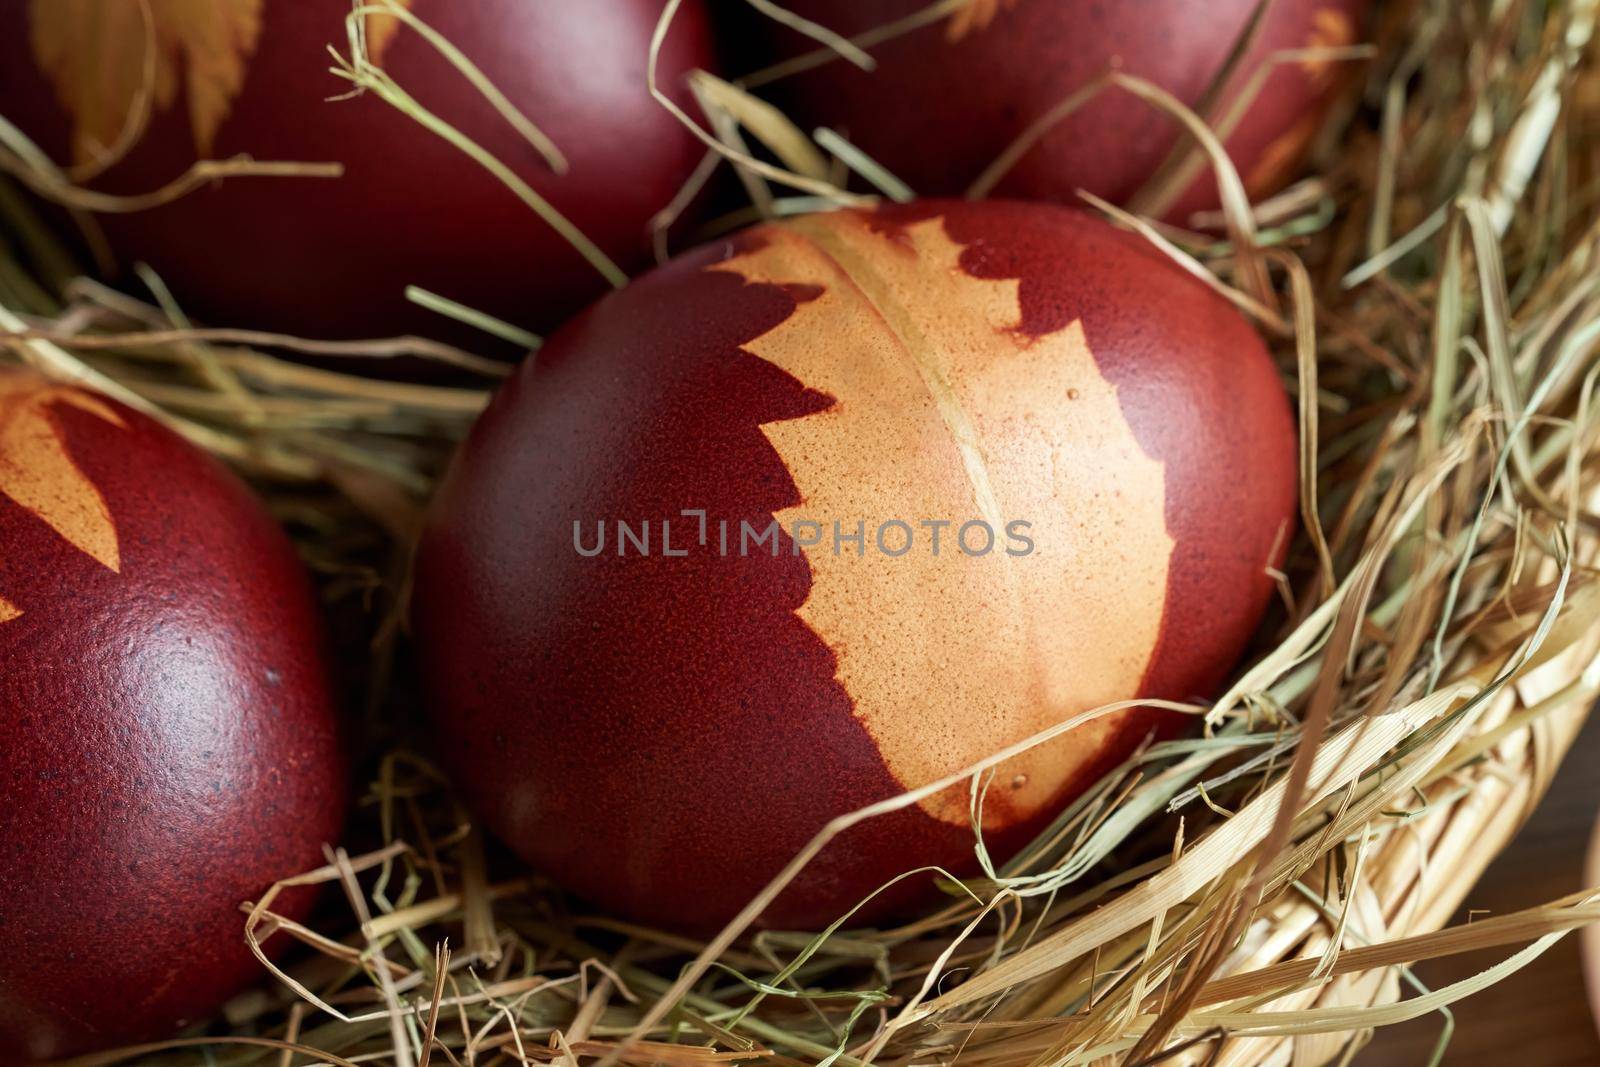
<box><xmin>748</xmin><ymin>0</ymin><xmax>1370</xmax><ymax>222</ymax></box>
<box><xmin>0</xmin><ymin>0</ymin><xmax>715</xmax><ymax>343</ymax></box>
<box><xmin>411</xmin><ymin>199</ymin><xmax>1297</xmax><ymax>932</ymax></box>
<box><xmin>0</xmin><ymin>368</ymin><xmax>346</xmax><ymax>1059</ymax></box>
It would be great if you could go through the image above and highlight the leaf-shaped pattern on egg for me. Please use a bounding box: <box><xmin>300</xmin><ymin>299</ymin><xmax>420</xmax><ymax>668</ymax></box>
<box><xmin>945</xmin><ymin>0</ymin><xmax>1018</xmax><ymax>42</ymax></box>
<box><xmin>27</xmin><ymin>0</ymin><xmax>412</xmax><ymax>166</ymax></box>
<box><xmin>362</xmin><ymin>0</ymin><xmax>418</xmax><ymax>66</ymax></box>
<box><xmin>708</xmin><ymin>212</ymin><xmax>1175</xmax><ymax>827</ymax></box>
<box><xmin>1305</xmin><ymin>6</ymin><xmax>1358</xmax><ymax>79</ymax></box>
<box><xmin>0</xmin><ymin>381</ymin><xmax>127</xmax><ymax>622</ymax></box>
<box><xmin>29</xmin><ymin>0</ymin><xmax>263</xmax><ymax>164</ymax></box>
<box><xmin>1243</xmin><ymin>5</ymin><xmax>1359</xmax><ymax>194</ymax></box>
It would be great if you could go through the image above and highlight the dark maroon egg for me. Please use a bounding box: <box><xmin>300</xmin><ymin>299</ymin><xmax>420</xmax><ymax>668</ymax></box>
<box><xmin>412</xmin><ymin>199</ymin><xmax>1297</xmax><ymax>932</ymax></box>
<box><xmin>0</xmin><ymin>0</ymin><xmax>715</xmax><ymax>341</ymax></box>
<box><xmin>0</xmin><ymin>368</ymin><xmax>346</xmax><ymax>1059</ymax></box>
<box><xmin>747</xmin><ymin>0</ymin><xmax>1370</xmax><ymax>221</ymax></box>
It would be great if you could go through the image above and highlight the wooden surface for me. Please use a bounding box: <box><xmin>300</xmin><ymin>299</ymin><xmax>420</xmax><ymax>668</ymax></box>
<box><xmin>1358</xmin><ymin>705</ymin><xmax>1600</xmax><ymax>1064</ymax></box>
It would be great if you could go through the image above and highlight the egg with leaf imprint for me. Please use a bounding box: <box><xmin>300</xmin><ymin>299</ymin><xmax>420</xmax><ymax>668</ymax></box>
<box><xmin>411</xmin><ymin>199</ymin><xmax>1297</xmax><ymax>932</ymax></box>
<box><xmin>746</xmin><ymin>0</ymin><xmax>1371</xmax><ymax>223</ymax></box>
<box><xmin>0</xmin><ymin>367</ymin><xmax>346</xmax><ymax>1060</ymax></box>
<box><xmin>0</xmin><ymin>0</ymin><xmax>715</xmax><ymax>346</ymax></box>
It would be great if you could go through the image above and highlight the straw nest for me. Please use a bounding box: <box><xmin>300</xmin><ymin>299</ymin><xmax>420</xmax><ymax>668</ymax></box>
<box><xmin>4</xmin><ymin>0</ymin><xmax>1600</xmax><ymax>1065</ymax></box>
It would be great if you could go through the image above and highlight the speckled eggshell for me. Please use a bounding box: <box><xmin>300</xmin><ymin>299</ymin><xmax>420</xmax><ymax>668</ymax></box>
<box><xmin>412</xmin><ymin>199</ymin><xmax>1297</xmax><ymax>932</ymax></box>
<box><xmin>0</xmin><ymin>0</ymin><xmax>715</xmax><ymax>342</ymax></box>
<box><xmin>750</xmin><ymin>0</ymin><xmax>1371</xmax><ymax>221</ymax></box>
<box><xmin>0</xmin><ymin>369</ymin><xmax>347</xmax><ymax>1060</ymax></box>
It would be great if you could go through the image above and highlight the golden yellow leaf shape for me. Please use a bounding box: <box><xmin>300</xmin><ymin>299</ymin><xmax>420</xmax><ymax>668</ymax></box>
<box><xmin>709</xmin><ymin>213</ymin><xmax>1174</xmax><ymax>827</ymax></box>
<box><xmin>29</xmin><ymin>0</ymin><xmax>264</xmax><ymax>165</ymax></box>
<box><xmin>945</xmin><ymin>0</ymin><xmax>1017</xmax><ymax>42</ymax></box>
<box><xmin>0</xmin><ymin>380</ymin><xmax>127</xmax><ymax>623</ymax></box>
<box><xmin>1246</xmin><ymin>112</ymin><xmax>1320</xmax><ymax>196</ymax></box>
<box><xmin>1244</xmin><ymin>8</ymin><xmax>1358</xmax><ymax>195</ymax></box>
<box><xmin>1303</xmin><ymin>7</ymin><xmax>1358</xmax><ymax>80</ymax></box>
<box><xmin>364</xmin><ymin>0</ymin><xmax>418</xmax><ymax>66</ymax></box>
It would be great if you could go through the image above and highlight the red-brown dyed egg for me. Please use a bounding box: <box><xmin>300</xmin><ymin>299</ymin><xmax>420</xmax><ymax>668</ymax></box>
<box><xmin>0</xmin><ymin>369</ymin><xmax>346</xmax><ymax>1059</ymax></box>
<box><xmin>412</xmin><ymin>200</ymin><xmax>1296</xmax><ymax>932</ymax></box>
<box><xmin>749</xmin><ymin>0</ymin><xmax>1371</xmax><ymax>221</ymax></box>
<box><xmin>0</xmin><ymin>0</ymin><xmax>715</xmax><ymax>341</ymax></box>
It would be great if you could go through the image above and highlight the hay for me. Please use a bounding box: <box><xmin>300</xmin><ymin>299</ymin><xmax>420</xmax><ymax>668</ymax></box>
<box><xmin>5</xmin><ymin>0</ymin><xmax>1600</xmax><ymax>1065</ymax></box>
